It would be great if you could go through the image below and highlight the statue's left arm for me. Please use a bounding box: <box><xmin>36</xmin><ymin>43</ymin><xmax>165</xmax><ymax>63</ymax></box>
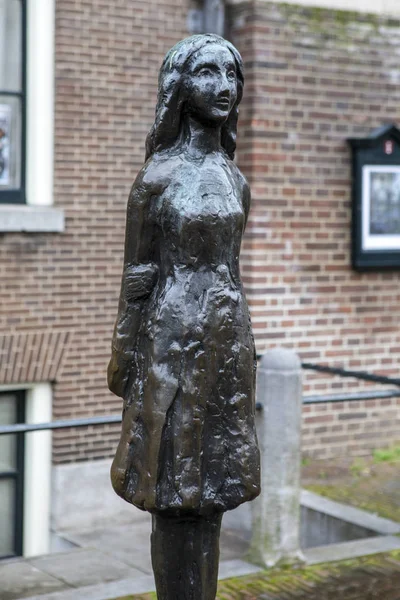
<box><xmin>108</xmin><ymin>169</ymin><xmax>159</xmax><ymax>399</ymax></box>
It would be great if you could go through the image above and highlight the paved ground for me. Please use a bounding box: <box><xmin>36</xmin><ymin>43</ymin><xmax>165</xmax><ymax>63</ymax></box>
<box><xmin>0</xmin><ymin>516</ymin><xmax>257</xmax><ymax>600</ymax></box>
<box><xmin>125</xmin><ymin>550</ymin><xmax>400</xmax><ymax>600</ymax></box>
<box><xmin>1</xmin><ymin>456</ymin><xmax>398</xmax><ymax>600</ymax></box>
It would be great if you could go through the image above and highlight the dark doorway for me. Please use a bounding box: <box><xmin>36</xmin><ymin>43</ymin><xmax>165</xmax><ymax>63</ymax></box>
<box><xmin>0</xmin><ymin>390</ymin><xmax>25</xmax><ymax>558</ymax></box>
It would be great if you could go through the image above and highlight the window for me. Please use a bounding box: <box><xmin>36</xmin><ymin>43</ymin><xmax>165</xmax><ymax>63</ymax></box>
<box><xmin>0</xmin><ymin>390</ymin><xmax>25</xmax><ymax>558</ymax></box>
<box><xmin>0</xmin><ymin>0</ymin><xmax>64</xmax><ymax>231</ymax></box>
<box><xmin>0</xmin><ymin>0</ymin><xmax>25</xmax><ymax>204</ymax></box>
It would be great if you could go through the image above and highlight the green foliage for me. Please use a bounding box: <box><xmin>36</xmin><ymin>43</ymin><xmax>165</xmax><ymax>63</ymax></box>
<box><xmin>350</xmin><ymin>458</ymin><xmax>367</xmax><ymax>477</ymax></box>
<box><xmin>373</xmin><ymin>445</ymin><xmax>400</xmax><ymax>463</ymax></box>
<box><xmin>306</xmin><ymin>478</ymin><xmax>400</xmax><ymax>523</ymax></box>
<box><xmin>116</xmin><ymin>549</ymin><xmax>400</xmax><ymax>599</ymax></box>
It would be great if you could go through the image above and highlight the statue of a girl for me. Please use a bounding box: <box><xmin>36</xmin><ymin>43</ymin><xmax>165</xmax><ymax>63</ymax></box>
<box><xmin>108</xmin><ymin>34</ymin><xmax>260</xmax><ymax>600</ymax></box>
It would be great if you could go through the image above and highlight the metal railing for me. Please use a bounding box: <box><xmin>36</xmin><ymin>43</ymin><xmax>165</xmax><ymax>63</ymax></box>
<box><xmin>1</xmin><ymin>362</ymin><xmax>399</xmax><ymax>436</ymax></box>
<box><xmin>301</xmin><ymin>361</ymin><xmax>400</xmax><ymax>403</ymax></box>
<box><xmin>301</xmin><ymin>362</ymin><xmax>400</xmax><ymax>386</ymax></box>
<box><xmin>0</xmin><ymin>415</ymin><xmax>122</xmax><ymax>435</ymax></box>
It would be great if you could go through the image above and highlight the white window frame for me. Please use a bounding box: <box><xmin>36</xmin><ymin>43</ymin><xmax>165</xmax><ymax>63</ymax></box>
<box><xmin>26</xmin><ymin>0</ymin><xmax>55</xmax><ymax>208</ymax></box>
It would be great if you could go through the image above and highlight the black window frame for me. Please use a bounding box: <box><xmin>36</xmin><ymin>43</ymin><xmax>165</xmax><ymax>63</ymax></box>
<box><xmin>0</xmin><ymin>390</ymin><xmax>25</xmax><ymax>559</ymax></box>
<box><xmin>0</xmin><ymin>0</ymin><xmax>27</xmax><ymax>204</ymax></box>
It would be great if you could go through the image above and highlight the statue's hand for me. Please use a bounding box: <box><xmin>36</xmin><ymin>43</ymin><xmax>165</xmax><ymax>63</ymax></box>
<box><xmin>108</xmin><ymin>263</ymin><xmax>158</xmax><ymax>398</ymax></box>
<box><xmin>107</xmin><ymin>352</ymin><xmax>130</xmax><ymax>398</ymax></box>
<box><xmin>123</xmin><ymin>262</ymin><xmax>159</xmax><ymax>302</ymax></box>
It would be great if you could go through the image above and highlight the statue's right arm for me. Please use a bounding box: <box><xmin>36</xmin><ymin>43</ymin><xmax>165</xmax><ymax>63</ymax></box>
<box><xmin>108</xmin><ymin>168</ymin><xmax>159</xmax><ymax>399</ymax></box>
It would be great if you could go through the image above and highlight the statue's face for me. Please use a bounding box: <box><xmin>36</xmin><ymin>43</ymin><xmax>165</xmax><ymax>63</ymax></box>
<box><xmin>185</xmin><ymin>44</ymin><xmax>237</xmax><ymax>124</ymax></box>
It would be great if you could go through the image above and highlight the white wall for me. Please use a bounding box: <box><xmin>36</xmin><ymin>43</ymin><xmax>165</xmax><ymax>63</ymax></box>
<box><xmin>52</xmin><ymin>460</ymin><xmax>144</xmax><ymax>533</ymax></box>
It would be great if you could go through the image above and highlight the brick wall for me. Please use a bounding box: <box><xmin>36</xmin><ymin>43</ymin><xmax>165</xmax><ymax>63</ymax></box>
<box><xmin>231</xmin><ymin>1</ymin><xmax>400</xmax><ymax>383</ymax></box>
<box><xmin>302</xmin><ymin>396</ymin><xmax>400</xmax><ymax>458</ymax></box>
<box><xmin>1</xmin><ymin>0</ymin><xmax>400</xmax><ymax>463</ymax></box>
<box><xmin>228</xmin><ymin>0</ymin><xmax>400</xmax><ymax>456</ymax></box>
<box><xmin>52</xmin><ymin>0</ymin><xmax>193</xmax><ymax>462</ymax></box>
<box><xmin>0</xmin><ymin>0</ymin><xmax>191</xmax><ymax>463</ymax></box>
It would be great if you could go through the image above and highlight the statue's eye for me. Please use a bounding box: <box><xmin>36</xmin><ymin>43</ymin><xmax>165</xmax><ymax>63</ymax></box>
<box><xmin>227</xmin><ymin>70</ymin><xmax>236</xmax><ymax>81</ymax></box>
<box><xmin>198</xmin><ymin>68</ymin><xmax>213</xmax><ymax>77</ymax></box>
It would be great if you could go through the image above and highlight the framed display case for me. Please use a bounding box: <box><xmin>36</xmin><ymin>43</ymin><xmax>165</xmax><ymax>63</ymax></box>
<box><xmin>348</xmin><ymin>124</ymin><xmax>400</xmax><ymax>270</ymax></box>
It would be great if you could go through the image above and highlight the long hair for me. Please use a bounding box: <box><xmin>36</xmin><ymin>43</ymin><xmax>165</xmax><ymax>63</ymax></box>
<box><xmin>145</xmin><ymin>34</ymin><xmax>244</xmax><ymax>161</ymax></box>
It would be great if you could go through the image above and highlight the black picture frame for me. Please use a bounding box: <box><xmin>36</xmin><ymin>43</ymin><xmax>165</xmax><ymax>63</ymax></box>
<box><xmin>348</xmin><ymin>124</ymin><xmax>400</xmax><ymax>270</ymax></box>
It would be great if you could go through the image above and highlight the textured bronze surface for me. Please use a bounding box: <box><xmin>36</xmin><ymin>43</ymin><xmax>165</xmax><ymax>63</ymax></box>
<box><xmin>108</xmin><ymin>34</ymin><xmax>260</xmax><ymax>599</ymax></box>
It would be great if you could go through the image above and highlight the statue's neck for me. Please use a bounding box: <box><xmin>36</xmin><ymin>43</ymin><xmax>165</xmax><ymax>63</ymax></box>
<box><xmin>183</xmin><ymin>115</ymin><xmax>222</xmax><ymax>157</ymax></box>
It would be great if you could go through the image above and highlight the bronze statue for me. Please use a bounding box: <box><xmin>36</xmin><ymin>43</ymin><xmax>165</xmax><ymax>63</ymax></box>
<box><xmin>108</xmin><ymin>34</ymin><xmax>260</xmax><ymax>600</ymax></box>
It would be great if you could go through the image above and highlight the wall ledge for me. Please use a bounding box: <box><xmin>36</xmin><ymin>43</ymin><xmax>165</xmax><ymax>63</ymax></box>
<box><xmin>226</xmin><ymin>0</ymin><xmax>400</xmax><ymax>18</ymax></box>
<box><xmin>0</xmin><ymin>205</ymin><xmax>65</xmax><ymax>233</ymax></box>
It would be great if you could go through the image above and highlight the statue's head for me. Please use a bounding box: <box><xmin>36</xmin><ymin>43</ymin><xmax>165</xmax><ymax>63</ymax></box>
<box><xmin>145</xmin><ymin>34</ymin><xmax>244</xmax><ymax>161</ymax></box>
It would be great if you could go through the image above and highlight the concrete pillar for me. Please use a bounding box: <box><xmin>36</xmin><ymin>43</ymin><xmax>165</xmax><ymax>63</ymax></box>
<box><xmin>248</xmin><ymin>348</ymin><xmax>304</xmax><ymax>567</ymax></box>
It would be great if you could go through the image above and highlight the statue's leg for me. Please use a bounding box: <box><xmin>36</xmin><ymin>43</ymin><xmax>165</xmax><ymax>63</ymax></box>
<box><xmin>151</xmin><ymin>512</ymin><xmax>223</xmax><ymax>600</ymax></box>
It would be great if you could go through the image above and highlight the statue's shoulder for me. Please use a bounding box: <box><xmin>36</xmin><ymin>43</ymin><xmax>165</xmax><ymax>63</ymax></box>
<box><xmin>225</xmin><ymin>158</ymin><xmax>250</xmax><ymax>197</ymax></box>
<box><xmin>130</xmin><ymin>154</ymin><xmax>176</xmax><ymax>202</ymax></box>
<box><xmin>139</xmin><ymin>153</ymin><xmax>181</xmax><ymax>190</ymax></box>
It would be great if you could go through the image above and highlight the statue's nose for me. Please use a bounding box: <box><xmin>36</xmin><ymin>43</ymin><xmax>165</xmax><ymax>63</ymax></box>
<box><xmin>217</xmin><ymin>70</ymin><xmax>231</xmax><ymax>95</ymax></box>
<box><xmin>218</xmin><ymin>89</ymin><xmax>230</xmax><ymax>100</ymax></box>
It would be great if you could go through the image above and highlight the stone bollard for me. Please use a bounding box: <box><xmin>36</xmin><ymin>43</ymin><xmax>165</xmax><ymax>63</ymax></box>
<box><xmin>248</xmin><ymin>347</ymin><xmax>304</xmax><ymax>567</ymax></box>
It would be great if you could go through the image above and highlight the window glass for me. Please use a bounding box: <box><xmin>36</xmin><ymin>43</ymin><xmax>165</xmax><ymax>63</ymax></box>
<box><xmin>0</xmin><ymin>0</ymin><xmax>23</xmax><ymax>202</ymax></box>
<box><xmin>0</xmin><ymin>394</ymin><xmax>17</xmax><ymax>472</ymax></box>
<box><xmin>0</xmin><ymin>479</ymin><xmax>16</xmax><ymax>556</ymax></box>
<box><xmin>0</xmin><ymin>95</ymin><xmax>21</xmax><ymax>190</ymax></box>
<box><xmin>0</xmin><ymin>392</ymin><xmax>23</xmax><ymax>557</ymax></box>
<box><xmin>0</xmin><ymin>0</ymin><xmax>22</xmax><ymax>92</ymax></box>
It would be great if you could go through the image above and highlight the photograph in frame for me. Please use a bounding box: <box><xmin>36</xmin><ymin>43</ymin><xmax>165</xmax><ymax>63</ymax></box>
<box><xmin>0</xmin><ymin>104</ymin><xmax>11</xmax><ymax>187</ymax></box>
<box><xmin>362</xmin><ymin>165</ymin><xmax>400</xmax><ymax>251</ymax></box>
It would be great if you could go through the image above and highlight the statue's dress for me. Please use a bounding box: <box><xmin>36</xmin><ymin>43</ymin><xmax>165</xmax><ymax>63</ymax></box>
<box><xmin>110</xmin><ymin>154</ymin><xmax>260</xmax><ymax>516</ymax></box>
